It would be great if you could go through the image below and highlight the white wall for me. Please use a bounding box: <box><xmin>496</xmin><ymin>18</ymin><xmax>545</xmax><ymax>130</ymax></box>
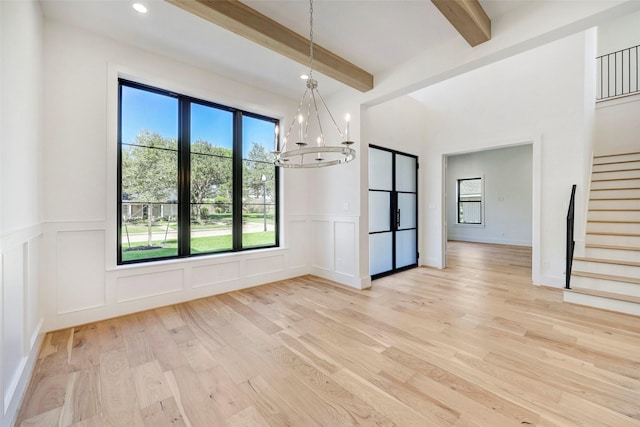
<box><xmin>41</xmin><ymin>18</ymin><xmax>314</xmax><ymax>332</ymax></box>
<box><xmin>595</xmin><ymin>96</ymin><xmax>640</xmax><ymax>155</ymax></box>
<box><xmin>446</xmin><ymin>145</ymin><xmax>533</xmax><ymax>246</ymax></box>
<box><xmin>597</xmin><ymin>9</ymin><xmax>640</xmax><ymax>56</ymax></box>
<box><xmin>393</xmin><ymin>31</ymin><xmax>596</xmax><ymax>287</ymax></box>
<box><xmin>0</xmin><ymin>1</ymin><xmax>44</xmax><ymax>425</ymax></box>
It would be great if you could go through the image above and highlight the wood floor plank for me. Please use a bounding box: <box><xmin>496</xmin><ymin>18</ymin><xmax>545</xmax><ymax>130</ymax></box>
<box><xmin>59</xmin><ymin>367</ymin><xmax>100</xmax><ymax>425</ymax></box>
<box><xmin>225</xmin><ymin>405</ymin><xmax>270</xmax><ymax>427</ymax></box>
<box><xmin>166</xmin><ymin>364</ymin><xmax>227</xmax><ymax>427</ymax></box>
<box><xmin>133</xmin><ymin>360</ymin><xmax>172</xmax><ymax>410</ymax></box>
<box><xmin>15</xmin><ymin>242</ymin><xmax>640</xmax><ymax>426</ymax></box>
<box><xmin>99</xmin><ymin>347</ymin><xmax>144</xmax><ymax>425</ymax></box>
<box><xmin>140</xmin><ymin>397</ymin><xmax>187</xmax><ymax>427</ymax></box>
<box><xmin>238</xmin><ymin>375</ymin><xmax>319</xmax><ymax>427</ymax></box>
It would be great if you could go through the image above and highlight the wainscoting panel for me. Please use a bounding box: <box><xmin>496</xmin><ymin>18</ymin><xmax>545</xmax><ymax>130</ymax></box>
<box><xmin>334</xmin><ymin>221</ymin><xmax>356</xmax><ymax>277</ymax></box>
<box><xmin>192</xmin><ymin>261</ymin><xmax>241</xmax><ymax>288</ymax></box>
<box><xmin>1</xmin><ymin>225</ymin><xmax>43</xmax><ymax>425</ymax></box>
<box><xmin>245</xmin><ymin>254</ymin><xmax>285</xmax><ymax>278</ymax></box>
<box><xmin>117</xmin><ymin>269</ymin><xmax>184</xmax><ymax>303</ymax></box>
<box><xmin>311</xmin><ymin>220</ymin><xmax>332</xmax><ymax>271</ymax></box>
<box><xmin>286</xmin><ymin>218</ymin><xmax>308</xmax><ymax>269</ymax></box>
<box><xmin>2</xmin><ymin>243</ymin><xmax>25</xmax><ymax>411</ymax></box>
<box><xmin>56</xmin><ymin>230</ymin><xmax>105</xmax><ymax>314</ymax></box>
<box><xmin>26</xmin><ymin>237</ymin><xmax>41</xmax><ymax>347</ymax></box>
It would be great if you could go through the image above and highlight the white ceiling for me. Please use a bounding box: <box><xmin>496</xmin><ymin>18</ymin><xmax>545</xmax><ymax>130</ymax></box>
<box><xmin>40</xmin><ymin>0</ymin><xmax>529</xmax><ymax>99</ymax></box>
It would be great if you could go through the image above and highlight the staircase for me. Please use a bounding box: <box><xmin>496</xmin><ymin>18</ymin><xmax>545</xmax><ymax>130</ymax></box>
<box><xmin>564</xmin><ymin>151</ymin><xmax>640</xmax><ymax>315</ymax></box>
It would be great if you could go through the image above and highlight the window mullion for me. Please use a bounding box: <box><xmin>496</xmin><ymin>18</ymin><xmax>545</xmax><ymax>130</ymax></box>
<box><xmin>232</xmin><ymin>111</ymin><xmax>243</xmax><ymax>251</ymax></box>
<box><xmin>178</xmin><ymin>98</ymin><xmax>191</xmax><ymax>257</ymax></box>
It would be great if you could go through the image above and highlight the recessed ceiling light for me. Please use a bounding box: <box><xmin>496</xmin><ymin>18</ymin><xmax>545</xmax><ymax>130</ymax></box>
<box><xmin>132</xmin><ymin>3</ymin><xmax>148</xmax><ymax>14</ymax></box>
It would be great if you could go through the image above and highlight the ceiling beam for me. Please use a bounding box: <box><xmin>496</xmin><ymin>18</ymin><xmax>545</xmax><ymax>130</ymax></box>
<box><xmin>164</xmin><ymin>0</ymin><xmax>374</xmax><ymax>92</ymax></box>
<box><xmin>431</xmin><ymin>0</ymin><xmax>491</xmax><ymax>47</ymax></box>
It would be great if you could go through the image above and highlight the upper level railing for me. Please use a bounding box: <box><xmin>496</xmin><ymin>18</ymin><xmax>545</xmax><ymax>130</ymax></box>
<box><xmin>596</xmin><ymin>44</ymin><xmax>639</xmax><ymax>101</ymax></box>
<box><xmin>565</xmin><ymin>184</ymin><xmax>577</xmax><ymax>290</ymax></box>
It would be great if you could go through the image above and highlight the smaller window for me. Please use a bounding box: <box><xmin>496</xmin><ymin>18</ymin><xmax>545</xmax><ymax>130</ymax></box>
<box><xmin>457</xmin><ymin>178</ymin><xmax>482</xmax><ymax>224</ymax></box>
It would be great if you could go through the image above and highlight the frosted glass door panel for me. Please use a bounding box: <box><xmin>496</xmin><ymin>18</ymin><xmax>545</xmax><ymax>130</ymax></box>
<box><xmin>396</xmin><ymin>155</ymin><xmax>416</xmax><ymax>192</ymax></box>
<box><xmin>370</xmin><ymin>233</ymin><xmax>393</xmax><ymax>276</ymax></box>
<box><xmin>369</xmin><ymin>148</ymin><xmax>393</xmax><ymax>190</ymax></box>
<box><xmin>397</xmin><ymin>193</ymin><xmax>416</xmax><ymax>229</ymax></box>
<box><xmin>369</xmin><ymin>192</ymin><xmax>391</xmax><ymax>233</ymax></box>
<box><xmin>396</xmin><ymin>230</ymin><xmax>417</xmax><ymax>268</ymax></box>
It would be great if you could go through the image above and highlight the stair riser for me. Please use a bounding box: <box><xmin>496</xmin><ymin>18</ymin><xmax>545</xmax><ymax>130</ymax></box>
<box><xmin>572</xmin><ymin>261</ymin><xmax>640</xmax><ymax>280</ymax></box>
<box><xmin>591</xmin><ymin>179</ymin><xmax>640</xmax><ymax>190</ymax></box>
<box><xmin>594</xmin><ymin>153</ymin><xmax>640</xmax><ymax>164</ymax></box>
<box><xmin>592</xmin><ymin>170</ymin><xmax>640</xmax><ymax>180</ymax></box>
<box><xmin>592</xmin><ymin>161</ymin><xmax>640</xmax><ymax>172</ymax></box>
<box><xmin>590</xmin><ymin>189</ymin><xmax>640</xmax><ymax>199</ymax></box>
<box><xmin>586</xmin><ymin>233</ymin><xmax>640</xmax><ymax>247</ymax></box>
<box><xmin>584</xmin><ymin>247</ymin><xmax>640</xmax><ymax>262</ymax></box>
<box><xmin>588</xmin><ymin>210</ymin><xmax>640</xmax><ymax>221</ymax></box>
<box><xmin>589</xmin><ymin>199</ymin><xmax>640</xmax><ymax>210</ymax></box>
<box><xmin>563</xmin><ymin>291</ymin><xmax>640</xmax><ymax>316</ymax></box>
<box><xmin>570</xmin><ymin>274</ymin><xmax>640</xmax><ymax>296</ymax></box>
<box><xmin>587</xmin><ymin>222</ymin><xmax>640</xmax><ymax>234</ymax></box>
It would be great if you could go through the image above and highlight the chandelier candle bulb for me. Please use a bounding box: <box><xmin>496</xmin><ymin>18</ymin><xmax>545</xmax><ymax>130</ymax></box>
<box><xmin>345</xmin><ymin>114</ymin><xmax>350</xmax><ymax>141</ymax></box>
<box><xmin>298</xmin><ymin>114</ymin><xmax>304</xmax><ymax>142</ymax></box>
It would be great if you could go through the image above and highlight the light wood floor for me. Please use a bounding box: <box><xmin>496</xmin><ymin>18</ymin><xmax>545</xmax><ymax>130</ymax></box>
<box><xmin>16</xmin><ymin>241</ymin><xmax>640</xmax><ymax>426</ymax></box>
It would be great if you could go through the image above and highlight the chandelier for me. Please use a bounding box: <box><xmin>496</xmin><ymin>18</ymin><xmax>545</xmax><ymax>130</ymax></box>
<box><xmin>273</xmin><ymin>0</ymin><xmax>356</xmax><ymax>168</ymax></box>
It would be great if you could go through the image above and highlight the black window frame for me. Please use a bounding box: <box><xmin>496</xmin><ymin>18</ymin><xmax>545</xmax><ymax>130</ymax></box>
<box><xmin>457</xmin><ymin>177</ymin><xmax>483</xmax><ymax>225</ymax></box>
<box><xmin>117</xmin><ymin>79</ymin><xmax>279</xmax><ymax>265</ymax></box>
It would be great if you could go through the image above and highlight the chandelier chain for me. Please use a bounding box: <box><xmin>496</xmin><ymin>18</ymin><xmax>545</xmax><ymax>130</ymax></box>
<box><xmin>308</xmin><ymin>0</ymin><xmax>314</xmax><ymax>79</ymax></box>
<box><xmin>273</xmin><ymin>0</ymin><xmax>356</xmax><ymax>168</ymax></box>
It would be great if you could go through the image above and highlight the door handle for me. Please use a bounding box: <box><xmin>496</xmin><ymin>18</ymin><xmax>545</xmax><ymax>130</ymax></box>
<box><xmin>396</xmin><ymin>209</ymin><xmax>401</xmax><ymax>229</ymax></box>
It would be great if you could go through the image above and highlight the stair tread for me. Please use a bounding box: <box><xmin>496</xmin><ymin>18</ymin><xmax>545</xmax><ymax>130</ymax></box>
<box><xmin>593</xmin><ymin>159</ymin><xmax>640</xmax><ymax>166</ymax></box>
<box><xmin>568</xmin><ymin>287</ymin><xmax>640</xmax><ymax>304</ymax></box>
<box><xmin>592</xmin><ymin>177</ymin><xmax>640</xmax><ymax>182</ymax></box>
<box><xmin>574</xmin><ymin>256</ymin><xmax>640</xmax><ymax>267</ymax></box>
<box><xmin>591</xmin><ymin>187</ymin><xmax>640</xmax><ymax>191</ymax></box>
<box><xmin>588</xmin><ymin>220</ymin><xmax>640</xmax><ymax>224</ymax></box>
<box><xmin>594</xmin><ymin>151</ymin><xmax>640</xmax><ymax>159</ymax></box>
<box><xmin>589</xmin><ymin>208</ymin><xmax>640</xmax><ymax>211</ymax></box>
<box><xmin>592</xmin><ymin>167</ymin><xmax>640</xmax><ymax>173</ymax></box>
<box><xmin>587</xmin><ymin>231</ymin><xmax>640</xmax><ymax>237</ymax></box>
<box><xmin>586</xmin><ymin>243</ymin><xmax>640</xmax><ymax>251</ymax></box>
<box><xmin>572</xmin><ymin>270</ymin><xmax>640</xmax><ymax>285</ymax></box>
<box><xmin>590</xmin><ymin>197</ymin><xmax>640</xmax><ymax>200</ymax></box>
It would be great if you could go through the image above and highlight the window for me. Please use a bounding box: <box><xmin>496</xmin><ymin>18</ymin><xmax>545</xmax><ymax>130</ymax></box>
<box><xmin>457</xmin><ymin>177</ymin><xmax>482</xmax><ymax>224</ymax></box>
<box><xmin>118</xmin><ymin>80</ymin><xmax>278</xmax><ymax>264</ymax></box>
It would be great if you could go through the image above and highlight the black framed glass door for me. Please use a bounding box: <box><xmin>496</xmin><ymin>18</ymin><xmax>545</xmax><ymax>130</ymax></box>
<box><xmin>369</xmin><ymin>145</ymin><xmax>418</xmax><ymax>279</ymax></box>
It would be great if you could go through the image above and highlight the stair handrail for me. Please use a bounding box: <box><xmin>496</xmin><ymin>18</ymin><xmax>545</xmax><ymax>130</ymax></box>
<box><xmin>566</xmin><ymin>184</ymin><xmax>577</xmax><ymax>289</ymax></box>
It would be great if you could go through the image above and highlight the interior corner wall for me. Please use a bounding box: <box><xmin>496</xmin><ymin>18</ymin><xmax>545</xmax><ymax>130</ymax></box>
<box><xmin>302</xmin><ymin>93</ymin><xmax>368</xmax><ymax>289</ymax></box>
<box><xmin>446</xmin><ymin>145</ymin><xmax>533</xmax><ymax>246</ymax></box>
<box><xmin>1</xmin><ymin>1</ymin><xmax>45</xmax><ymax>425</ymax></box>
<box><xmin>409</xmin><ymin>31</ymin><xmax>593</xmax><ymax>287</ymax></box>
<box><xmin>41</xmin><ymin>18</ymin><xmax>311</xmax><ymax>332</ymax></box>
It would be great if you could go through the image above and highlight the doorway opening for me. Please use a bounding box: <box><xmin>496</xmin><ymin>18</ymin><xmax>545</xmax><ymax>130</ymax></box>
<box><xmin>443</xmin><ymin>144</ymin><xmax>535</xmax><ymax>278</ymax></box>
